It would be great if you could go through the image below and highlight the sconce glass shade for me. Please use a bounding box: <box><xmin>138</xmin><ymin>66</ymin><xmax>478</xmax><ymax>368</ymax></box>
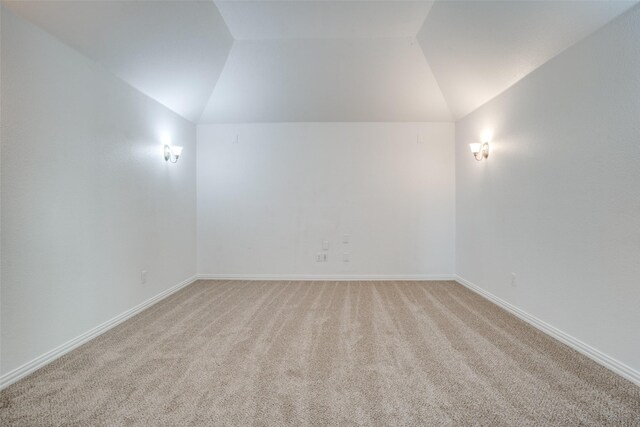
<box><xmin>170</xmin><ymin>146</ymin><xmax>183</xmax><ymax>157</ymax></box>
<box><xmin>469</xmin><ymin>143</ymin><xmax>482</xmax><ymax>154</ymax></box>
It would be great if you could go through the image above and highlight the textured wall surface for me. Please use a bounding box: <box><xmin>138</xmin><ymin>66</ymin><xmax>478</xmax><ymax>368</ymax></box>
<box><xmin>0</xmin><ymin>9</ymin><xmax>197</xmax><ymax>374</ymax></box>
<box><xmin>197</xmin><ymin>122</ymin><xmax>455</xmax><ymax>277</ymax></box>
<box><xmin>456</xmin><ymin>5</ymin><xmax>640</xmax><ymax>373</ymax></box>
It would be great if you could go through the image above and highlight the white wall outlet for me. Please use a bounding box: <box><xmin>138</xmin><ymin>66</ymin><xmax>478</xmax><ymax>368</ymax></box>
<box><xmin>510</xmin><ymin>273</ymin><xmax>517</xmax><ymax>287</ymax></box>
<box><xmin>322</xmin><ymin>253</ymin><xmax>328</xmax><ymax>262</ymax></box>
<box><xmin>343</xmin><ymin>252</ymin><xmax>350</xmax><ymax>262</ymax></box>
<box><xmin>141</xmin><ymin>270</ymin><xmax>148</xmax><ymax>284</ymax></box>
<box><xmin>322</xmin><ymin>240</ymin><xmax>329</xmax><ymax>250</ymax></box>
<box><xmin>316</xmin><ymin>253</ymin><xmax>323</xmax><ymax>262</ymax></box>
<box><xmin>342</xmin><ymin>234</ymin><xmax>350</xmax><ymax>244</ymax></box>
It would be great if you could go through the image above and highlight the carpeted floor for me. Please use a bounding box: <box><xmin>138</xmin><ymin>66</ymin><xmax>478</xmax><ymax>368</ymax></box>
<box><xmin>0</xmin><ymin>280</ymin><xmax>638</xmax><ymax>426</ymax></box>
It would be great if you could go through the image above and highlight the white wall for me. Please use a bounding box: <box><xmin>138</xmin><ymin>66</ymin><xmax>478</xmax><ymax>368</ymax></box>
<box><xmin>197</xmin><ymin>123</ymin><xmax>455</xmax><ymax>278</ymax></box>
<box><xmin>0</xmin><ymin>9</ymin><xmax>197</xmax><ymax>375</ymax></box>
<box><xmin>456</xmin><ymin>5</ymin><xmax>640</xmax><ymax>374</ymax></box>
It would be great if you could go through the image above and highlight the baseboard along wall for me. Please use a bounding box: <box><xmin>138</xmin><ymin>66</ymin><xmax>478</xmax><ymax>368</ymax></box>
<box><xmin>455</xmin><ymin>275</ymin><xmax>640</xmax><ymax>387</ymax></box>
<box><xmin>0</xmin><ymin>275</ymin><xmax>199</xmax><ymax>390</ymax></box>
<box><xmin>196</xmin><ymin>274</ymin><xmax>456</xmax><ymax>281</ymax></box>
<box><xmin>3</xmin><ymin>274</ymin><xmax>637</xmax><ymax>390</ymax></box>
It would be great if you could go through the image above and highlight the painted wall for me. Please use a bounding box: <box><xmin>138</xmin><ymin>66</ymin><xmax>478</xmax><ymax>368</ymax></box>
<box><xmin>456</xmin><ymin>5</ymin><xmax>640</xmax><ymax>373</ymax></box>
<box><xmin>197</xmin><ymin>122</ymin><xmax>455</xmax><ymax>278</ymax></box>
<box><xmin>0</xmin><ymin>9</ymin><xmax>197</xmax><ymax>374</ymax></box>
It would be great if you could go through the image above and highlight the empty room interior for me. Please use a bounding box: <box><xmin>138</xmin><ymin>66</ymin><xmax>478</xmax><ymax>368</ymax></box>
<box><xmin>1</xmin><ymin>0</ymin><xmax>639</xmax><ymax>425</ymax></box>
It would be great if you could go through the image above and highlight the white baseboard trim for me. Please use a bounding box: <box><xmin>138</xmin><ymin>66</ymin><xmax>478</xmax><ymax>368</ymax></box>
<box><xmin>0</xmin><ymin>275</ymin><xmax>198</xmax><ymax>391</ymax></box>
<box><xmin>10</xmin><ymin>275</ymin><xmax>633</xmax><ymax>390</ymax></box>
<box><xmin>196</xmin><ymin>274</ymin><xmax>456</xmax><ymax>281</ymax></box>
<box><xmin>455</xmin><ymin>275</ymin><xmax>640</xmax><ymax>387</ymax></box>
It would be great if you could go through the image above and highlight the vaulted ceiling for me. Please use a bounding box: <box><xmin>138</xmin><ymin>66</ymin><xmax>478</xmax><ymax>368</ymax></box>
<box><xmin>3</xmin><ymin>0</ymin><xmax>637</xmax><ymax>123</ymax></box>
<box><xmin>418</xmin><ymin>0</ymin><xmax>636</xmax><ymax>119</ymax></box>
<box><xmin>3</xmin><ymin>0</ymin><xmax>233</xmax><ymax>123</ymax></box>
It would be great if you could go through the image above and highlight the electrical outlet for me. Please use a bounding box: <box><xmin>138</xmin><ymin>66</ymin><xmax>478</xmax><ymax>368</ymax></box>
<box><xmin>316</xmin><ymin>253</ymin><xmax>323</xmax><ymax>262</ymax></box>
<box><xmin>141</xmin><ymin>270</ymin><xmax>148</xmax><ymax>284</ymax></box>
<box><xmin>343</xmin><ymin>252</ymin><xmax>350</xmax><ymax>262</ymax></box>
<box><xmin>322</xmin><ymin>253</ymin><xmax>328</xmax><ymax>262</ymax></box>
<box><xmin>510</xmin><ymin>273</ymin><xmax>517</xmax><ymax>287</ymax></box>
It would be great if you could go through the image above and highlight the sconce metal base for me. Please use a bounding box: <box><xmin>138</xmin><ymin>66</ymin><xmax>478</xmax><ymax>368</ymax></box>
<box><xmin>164</xmin><ymin>145</ymin><xmax>171</xmax><ymax>162</ymax></box>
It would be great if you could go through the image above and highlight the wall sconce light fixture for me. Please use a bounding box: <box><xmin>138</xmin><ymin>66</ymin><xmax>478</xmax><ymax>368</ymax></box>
<box><xmin>164</xmin><ymin>145</ymin><xmax>183</xmax><ymax>163</ymax></box>
<box><xmin>469</xmin><ymin>141</ymin><xmax>489</xmax><ymax>161</ymax></box>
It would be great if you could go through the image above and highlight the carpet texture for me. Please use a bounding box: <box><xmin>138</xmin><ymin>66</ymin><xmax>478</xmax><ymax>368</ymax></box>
<box><xmin>0</xmin><ymin>280</ymin><xmax>639</xmax><ymax>426</ymax></box>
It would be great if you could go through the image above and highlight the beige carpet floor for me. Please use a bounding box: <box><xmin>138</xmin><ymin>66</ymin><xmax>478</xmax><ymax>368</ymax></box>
<box><xmin>0</xmin><ymin>280</ymin><xmax>639</xmax><ymax>426</ymax></box>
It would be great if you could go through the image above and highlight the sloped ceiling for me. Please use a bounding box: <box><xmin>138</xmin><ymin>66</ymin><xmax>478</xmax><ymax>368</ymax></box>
<box><xmin>3</xmin><ymin>0</ymin><xmax>638</xmax><ymax>123</ymax></box>
<box><xmin>199</xmin><ymin>38</ymin><xmax>451</xmax><ymax>123</ymax></box>
<box><xmin>2</xmin><ymin>0</ymin><xmax>233</xmax><ymax>123</ymax></box>
<box><xmin>215</xmin><ymin>0</ymin><xmax>434</xmax><ymax>39</ymax></box>
<box><xmin>418</xmin><ymin>0</ymin><xmax>637</xmax><ymax>120</ymax></box>
<box><xmin>201</xmin><ymin>0</ymin><xmax>449</xmax><ymax>122</ymax></box>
